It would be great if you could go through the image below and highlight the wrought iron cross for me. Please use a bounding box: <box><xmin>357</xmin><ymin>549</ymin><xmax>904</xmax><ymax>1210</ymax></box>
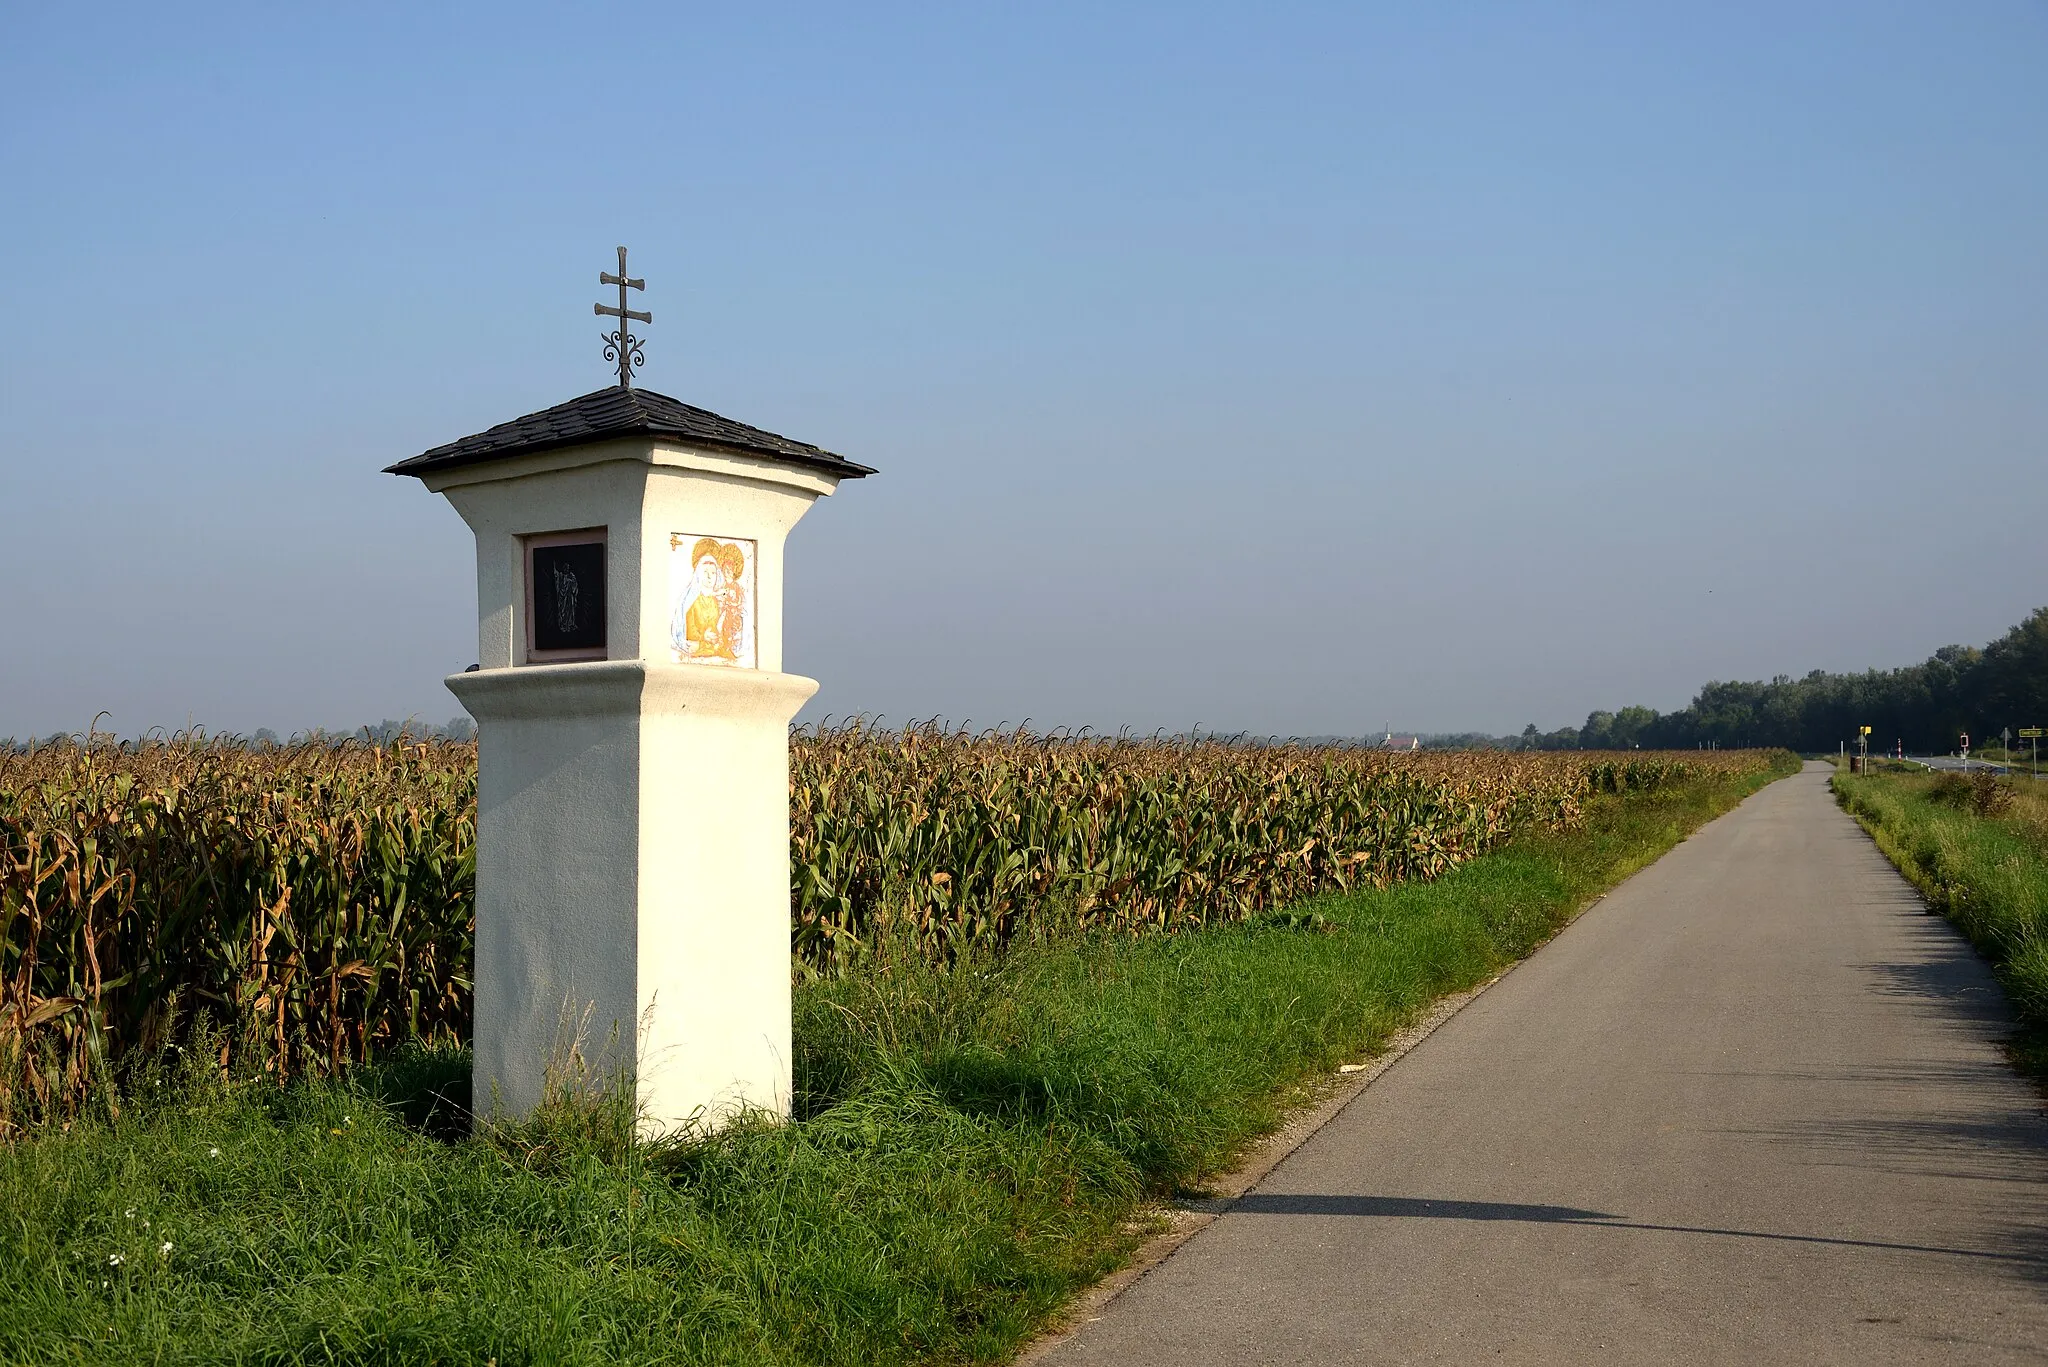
<box><xmin>594</xmin><ymin>246</ymin><xmax>652</xmax><ymax>388</ymax></box>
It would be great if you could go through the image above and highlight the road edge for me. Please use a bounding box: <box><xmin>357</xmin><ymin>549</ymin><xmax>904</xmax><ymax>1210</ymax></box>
<box><xmin>1010</xmin><ymin>968</ymin><xmax>1503</xmax><ymax>1365</ymax></box>
<box><xmin>1012</xmin><ymin>770</ymin><xmax>1793</xmax><ymax>1365</ymax></box>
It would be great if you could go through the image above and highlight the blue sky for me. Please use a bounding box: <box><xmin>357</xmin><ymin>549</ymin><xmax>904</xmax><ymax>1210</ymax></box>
<box><xmin>4</xmin><ymin>3</ymin><xmax>2044</xmax><ymax>738</ymax></box>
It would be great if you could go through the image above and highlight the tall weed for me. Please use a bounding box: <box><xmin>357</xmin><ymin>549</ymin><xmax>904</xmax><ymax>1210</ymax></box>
<box><xmin>1835</xmin><ymin>772</ymin><xmax>2048</xmax><ymax>1026</ymax></box>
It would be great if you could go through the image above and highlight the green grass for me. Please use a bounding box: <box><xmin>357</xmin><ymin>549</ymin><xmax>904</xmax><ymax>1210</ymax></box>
<box><xmin>1833</xmin><ymin>771</ymin><xmax>2048</xmax><ymax>1069</ymax></box>
<box><xmin>0</xmin><ymin>762</ymin><xmax>1791</xmax><ymax>1367</ymax></box>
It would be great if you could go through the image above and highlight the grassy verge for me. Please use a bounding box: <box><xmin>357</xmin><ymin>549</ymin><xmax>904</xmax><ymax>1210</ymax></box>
<box><xmin>1833</xmin><ymin>769</ymin><xmax>2048</xmax><ymax>1079</ymax></box>
<box><xmin>0</xmin><ymin>760</ymin><xmax>1791</xmax><ymax>1367</ymax></box>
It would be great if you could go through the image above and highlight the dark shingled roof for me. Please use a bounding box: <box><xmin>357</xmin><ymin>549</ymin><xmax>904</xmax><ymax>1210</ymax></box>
<box><xmin>385</xmin><ymin>386</ymin><xmax>875</xmax><ymax>479</ymax></box>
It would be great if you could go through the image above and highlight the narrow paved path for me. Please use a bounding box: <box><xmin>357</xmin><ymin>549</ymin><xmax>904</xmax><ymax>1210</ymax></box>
<box><xmin>1043</xmin><ymin>763</ymin><xmax>2048</xmax><ymax>1364</ymax></box>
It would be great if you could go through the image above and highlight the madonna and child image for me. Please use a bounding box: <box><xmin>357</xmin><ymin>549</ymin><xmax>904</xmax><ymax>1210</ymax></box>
<box><xmin>669</xmin><ymin>534</ymin><xmax>758</xmax><ymax>668</ymax></box>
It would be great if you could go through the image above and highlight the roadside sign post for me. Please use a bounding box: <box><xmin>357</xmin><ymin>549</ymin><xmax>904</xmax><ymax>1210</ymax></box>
<box><xmin>2022</xmin><ymin>727</ymin><xmax>2043</xmax><ymax>778</ymax></box>
<box><xmin>1961</xmin><ymin>733</ymin><xmax>1970</xmax><ymax>772</ymax></box>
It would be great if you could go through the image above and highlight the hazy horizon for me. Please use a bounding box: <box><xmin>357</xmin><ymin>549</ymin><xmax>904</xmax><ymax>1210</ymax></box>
<box><xmin>5</xmin><ymin>4</ymin><xmax>2044</xmax><ymax>741</ymax></box>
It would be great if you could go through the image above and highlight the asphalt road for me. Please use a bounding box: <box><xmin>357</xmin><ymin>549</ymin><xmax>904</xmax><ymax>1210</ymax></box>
<box><xmin>1040</xmin><ymin>763</ymin><xmax>2048</xmax><ymax>1365</ymax></box>
<box><xmin>1910</xmin><ymin>756</ymin><xmax>2014</xmax><ymax>774</ymax></box>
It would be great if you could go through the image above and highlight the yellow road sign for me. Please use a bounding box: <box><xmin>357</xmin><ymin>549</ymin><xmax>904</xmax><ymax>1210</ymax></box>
<box><xmin>2022</xmin><ymin>728</ymin><xmax>2044</xmax><ymax>739</ymax></box>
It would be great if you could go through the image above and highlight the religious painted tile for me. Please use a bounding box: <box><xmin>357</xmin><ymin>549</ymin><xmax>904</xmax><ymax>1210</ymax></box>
<box><xmin>669</xmin><ymin>534</ymin><xmax>758</xmax><ymax>668</ymax></box>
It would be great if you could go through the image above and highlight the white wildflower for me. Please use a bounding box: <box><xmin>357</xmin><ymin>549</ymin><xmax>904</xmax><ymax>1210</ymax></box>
<box><xmin>159</xmin><ymin>1241</ymin><xmax>173</xmax><ymax>1255</ymax></box>
<box><xmin>207</xmin><ymin>1147</ymin><xmax>220</xmax><ymax>1158</ymax></box>
<box><xmin>124</xmin><ymin>1208</ymin><xmax>135</xmax><ymax>1220</ymax></box>
<box><xmin>107</xmin><ymin>1253</ymin><xmax>124</xmax><ymax>1267</ymax></box>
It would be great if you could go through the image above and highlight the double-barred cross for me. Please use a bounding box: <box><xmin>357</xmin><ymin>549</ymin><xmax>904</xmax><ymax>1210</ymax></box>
<box><xmin>595</xmin><ymin>246</ymin><xmax>652</xmax><ymax>388</ymax></box>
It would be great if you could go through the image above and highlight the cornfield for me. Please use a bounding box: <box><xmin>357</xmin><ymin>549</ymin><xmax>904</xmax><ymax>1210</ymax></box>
<box><xmin>1</xmin><ymin>726</ymin><xmax>1775</xmax><ymax>1132</ymax></box>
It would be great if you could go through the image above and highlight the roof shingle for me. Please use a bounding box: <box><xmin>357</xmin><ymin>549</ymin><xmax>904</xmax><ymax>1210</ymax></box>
<box><xmin>385</xmin><ymin>387</ymin><xmax>874</xmax><ymax>479</ymax></box>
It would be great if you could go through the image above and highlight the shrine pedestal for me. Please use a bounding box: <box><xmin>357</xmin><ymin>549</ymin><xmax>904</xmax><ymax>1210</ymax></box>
<box><xmin>448</xmin><ymin>661</ymin><xmax>816</xmax><ymax>1130</ymax></box>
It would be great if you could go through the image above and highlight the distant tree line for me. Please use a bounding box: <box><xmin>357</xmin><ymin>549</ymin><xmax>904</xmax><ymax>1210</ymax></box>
<box><xmin>252</xmin><ymin>717</ymin><xmax>477</xmax><ymax>747</ymax></box>
<box><xmin>1441</xmin><ymin>607</ymin><xmax>2048</xmax><ymax>754</ymax></box>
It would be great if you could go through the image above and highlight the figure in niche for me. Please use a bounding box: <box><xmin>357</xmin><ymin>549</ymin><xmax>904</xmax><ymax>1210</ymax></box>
<box><xmin>552</xmin><ymin>562</ymin><xmax>581</xmax><ymax>635</ymax></box>
<box><xmin>672</xmin><ymin>536</ymin><xmax>750</xmax><ymax>663</ymax></box>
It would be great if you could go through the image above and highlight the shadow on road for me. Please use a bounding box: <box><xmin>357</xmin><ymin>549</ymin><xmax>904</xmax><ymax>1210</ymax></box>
<box><xmin>1859</xmin><ymin>924</ymin><xmax>2016</xmax><ymax>1023</ymax></box>
<box><xmin>1223</xmin><ymin>1194</ymin><xmax>1612</xmax><ymax>1222</ymax></box>
<box><xmin>1742</xmin><ymin>1110</ymin><xmax>2048</xmax><ymax>1188</ymax></box>
<box><xmin>1219</xmin><ymin>1192</ymin><xmax>2048</xmax><ymax>1274</ymax></box>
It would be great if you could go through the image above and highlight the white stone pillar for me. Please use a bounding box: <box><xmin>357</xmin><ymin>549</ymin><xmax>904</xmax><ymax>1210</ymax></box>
<box><xmin>389</xmin><ymin>390</ymin><xmax>871</xmax><ymax>1132</ymax></box>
